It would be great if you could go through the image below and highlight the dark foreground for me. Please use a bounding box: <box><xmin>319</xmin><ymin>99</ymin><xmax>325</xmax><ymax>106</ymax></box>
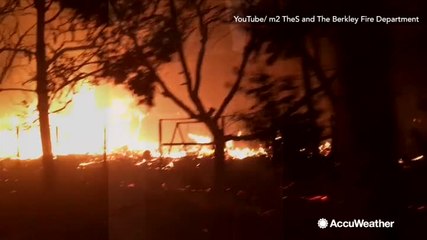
<box><xmin>1</xmin><ymin>156</ymin><xmax>427</xmax><ymax>240</ymax></box>
<box><xmin>0</xmin><ymin>156</ymin><xmax>285</xmax><ymax>240</ymax></box>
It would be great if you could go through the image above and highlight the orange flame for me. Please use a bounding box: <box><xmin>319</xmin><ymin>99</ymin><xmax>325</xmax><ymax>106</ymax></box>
<box><xmin>0</xmin><ymin>83</ymin><xmax>157</xmax><ymax>159</ymax></box>
<box><xmin>188</xmin><ymin>133</ymin><xmax>212</xmax><ymax>144</ymax></box>
<box><xmin>0</xmin><ymin>84</ymin><xmax>268</xmax><ymax>161</ymax></box>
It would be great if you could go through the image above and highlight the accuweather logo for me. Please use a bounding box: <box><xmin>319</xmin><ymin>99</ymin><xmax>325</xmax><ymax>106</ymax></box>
<box><xmin>317</xmin><ymin>218</ymin><xmax>395</xmax><ymax>229</ymax></box>
<box><xmin>318</xmin><ymin>218</ymin><xmax>328</xmax><ymax>229</ymax></box>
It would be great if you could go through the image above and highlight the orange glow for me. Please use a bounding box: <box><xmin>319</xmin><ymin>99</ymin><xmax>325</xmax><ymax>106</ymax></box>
<box><xmin>0</xmin><ymin>83</ymin><xmax>156</xmax><ymax>160</ymax></box>
<box><xmin>0</xmin><ymin>84</ymin><xmax>267</xmax><ymax>161</ymax></box>
<box><xmin>319</xmin><ymin>140</ymin><xmax>332</xmax><ymax>157</ymax></box>
<box><xmin>188</xmin><ymin>133</ymin><xmax>212</xmax><ymax>144</ymax></box>
<box><xmin>225</xmin><ymin>140</ymin><xmax>267</xmax><ymax>160</ymax></box>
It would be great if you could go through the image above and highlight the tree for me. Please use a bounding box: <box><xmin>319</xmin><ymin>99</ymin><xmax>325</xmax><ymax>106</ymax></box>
<box><xmin>99</xmin><ymin>0</ymin><xmax>255</xmax><ymax>188</ymax></box>
<box><xmin>0</xmin><ymin>0</ymin><xmax>22</xmax><ymax>84</ymax></box>
<box><xmin>240</xmin><ymin>0</ymin><xmax>418</xmax><ymax>239</ymax></box>
<box><xmin>233</xmin><ymin>1</ymin><xmax>336</xmax><ymax>186</ymax></box>
<box><xmin>0</xmin><ymin>0</ymin><xmax>104</xmax><ymax>186</ymax></box>
<box><xmin>237</xmin><ymin>0</ymin><xmax>336</xmax><ymax>133</ymax></box>
<box><xmin>0</xmin><ymin>0</ymin><xmax>18</xmax><ymax>19</ymax></box>
<box><xmin>241</xmin><ymin>73</ymin><xmax>327</xmax><ymax>182</ymax></box>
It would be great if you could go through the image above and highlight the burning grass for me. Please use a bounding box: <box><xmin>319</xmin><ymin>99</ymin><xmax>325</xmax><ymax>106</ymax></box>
<box><xmin>0</xmin><ymin>83</ymin><xmax>270</xmax><ymax>161</ymax></box>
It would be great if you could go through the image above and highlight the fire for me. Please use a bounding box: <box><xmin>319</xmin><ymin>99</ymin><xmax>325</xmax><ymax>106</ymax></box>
<box><xmin>0</xmin><ymin>83</ymin><xmax>157</xmax><ymax>160</ymax></box>
<box><xmin>188</xmin><ymin>133</ymin><xmax>211</xmax><ymax>144</ymax></box>
<box><xmin>319</xmin><ymin>140</ymin><xmax>332</xmax><ymax>157</ymax></box>
<box><xmin>226</xmin><ymin>140</ymin><xmax>267</xmax><ymax>160</ymax></box>
<box><xmin>0</xmin><ymin>84</ymin><xmax>267</xmax><ymax>161</ymax></box>
<box><xmin>186</xmin><ymin>133</ymin><xmax>267</xmax><ymax>159</ymax></box>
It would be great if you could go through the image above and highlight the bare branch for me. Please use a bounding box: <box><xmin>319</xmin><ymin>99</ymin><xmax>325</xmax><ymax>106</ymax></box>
<box><xmin>0</xmin><ymin>23</ymin><xmax>36</xmax><ymax>83</ymax></box>
<box><xmin>0</xmin><ymin>88</ymin><xmax>36</xmax><ymax>92</ymax></box>
<box><xmin>214</xmin><ymin>41</ymin><xmax>253</xmax><ymax>120</ymax></box>
<box><xmin>56</xmin><ymin>67</ymin><xmax>103</xmax><ymax>92</ymax></box>
<box><xmin>0</xmin><ymin>0</ymin><xmax>18</xmax><ymax>17</ymax></box>
<box><xmin>193</xmin><ymin>0</ymin><xmax>207</xmax><ymax>95</ymax></box>
<box><xmin>45</xmin><ymin>5</ymin><xmax>64</xmax><ymax>24</ymax></box>
<box><xmin>0</xmin><ymin>47</ymin><xmax>36</xmax><ymax>56</ymax></box>
<box><xmin>47</xmin><ymin>45</ymin><xmax>97</xmax><ymax>66</ymax></box>
<box><xmin>130</xmin><ymin>34</ymin><xmax>198</xmax><ymax>118</ymax></box>
<box><xmin>46</xmin><ymin>23</ymin><xmax>107</xmax><ymax>67</ymax></box>
<box><xmin>49</xmin><ymin>99</ymin><xmax>72</xmax><ymax>114</ymax></box>
<box><xmin>168</xmin><ymin>0</ymin><xmax>193</xmax><ymax>90</ymax></box>
<box><xmin>45</xmin><ymin>0</ymin><xmax>54</xmax><ymax>11</ymax></box>
<box><xmin>23</xmin><ymin>76</ymin><xmax>36</xmax><ymax>85</ymax></box>
<box><xmin>151</xmin><ymin>76</ymin><xmax>197</xmax><ymax>119</ymax></box>
<box><xmin>1</xmin><ymin>22</ymin><xmax>36</xmax><ymax>55</ymax></box>
<box><xmin>168</xmin><ymin>0</ymin><xmax>209</xmax><ymax>117</ymax></box>
<box><xmin>156</xmin><ymin>79</ymin><xmax>198</xmax><ymax>119</ymax></box>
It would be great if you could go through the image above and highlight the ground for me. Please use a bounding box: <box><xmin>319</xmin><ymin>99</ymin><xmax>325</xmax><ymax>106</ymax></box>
<box><xmin>0</xmin><ymin>156</ymin><xmax>284</xmax><ymax>240</ymax></box>
<box><xmin>2</xmin><ymin>155</ymin><xmax>427</xmax><ymax>240</ymax></box>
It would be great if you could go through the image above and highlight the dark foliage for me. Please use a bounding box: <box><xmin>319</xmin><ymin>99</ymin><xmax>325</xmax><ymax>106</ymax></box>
<box><xmin>55</xmin><ymin>0</ymin><xmax>109</xmax><ymax>24</ymax></box>
<box><xmin>242</xmin><ymin>74</ymin><xmax>299</xmax><ymax>139</ymax></box>
<box><xmin>96</xmin><ymin>0</ymin><xmax>196</xmax><ymax>106</ymax></box>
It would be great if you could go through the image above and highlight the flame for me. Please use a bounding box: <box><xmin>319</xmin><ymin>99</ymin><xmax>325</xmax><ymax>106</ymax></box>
<box><xmin>0</xmin><ymin>84</ymin><xmax>267</xmax><ymax>161</ymax></box>
<box><xmin>225</xmin><ymin>140</ymin><xmax>267</xmax><ymax>160</ymax></box>
<box><xmin>186</xmin><ymin>134</ymin><xmax>267</xmax><ymax>159</ymax></box>
<box><xmin>0</xmin><ymin>83</ymin><xmax>157</xmax><ymax>160</ymax></box>
<box><xmin>318</xmin><ymin>140</ymin><xmax>332</xmax><ymax>157</ymax></box>
<box><xmin>188</xmin><ymin>133</ymin><xmax>212</xmax><ymax>144</ymax></box>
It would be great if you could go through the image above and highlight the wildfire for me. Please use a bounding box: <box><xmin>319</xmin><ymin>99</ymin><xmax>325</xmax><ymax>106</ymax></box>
<box><xmin>187</xmin><ymin>133</ymin><xmax>267</xmax><ymax>159</ymax></box>
<box><xmin>226</xmin><ymin>140</ymin><xmax>267</xmax><ymax>160</ymax></box>
<box><xmin>0</xmin><ymin>84</ymin><xmax>268</xmax><ymax>161</ymax></box>
<box><xmin>0</xmin><ymin>83</ymin><xmax>156</xmax><ymax>160</ymax></box>
<box><xmin>188</xmin><ymin>133</ymin><xmax>211</xmax><ymax>144</ymax></box>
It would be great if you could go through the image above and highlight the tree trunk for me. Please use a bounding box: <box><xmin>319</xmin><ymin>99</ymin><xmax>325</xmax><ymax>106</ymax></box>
<box><xmin>207</xmin><ymin>122</ymin><xmax>230</xmax><ymax>239</ymax></box>
<box><xmin>205</xmin><ymin>119</ymin><xmax>226</xmax><ymax>190</ymax></box>
<box><xmin>213</xmin><ymin>131</ymin><xmax>226</xmax><ymax>190</ymax></box>
<box><xmin>35</xmin><ymin>0</ymin><xmax>54</xmax><ymax>187</ymax></box>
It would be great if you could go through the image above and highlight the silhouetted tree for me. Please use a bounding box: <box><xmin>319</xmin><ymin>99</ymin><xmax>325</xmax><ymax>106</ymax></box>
<box><xmin>0</xmin><ymin>0</ymin><xmax>21</xmax><ymax>84</ymax></box>
<box><xmin>238</xmin><ymin>0</ymin><xmax>426</xmax><ymax>239</ymax></box>
<box><xmin>0</xmin><ymin>0</ymin><xmax>18</xmax><ymax>18</ymax></box>
<box><xmin>0</xmin><ymin>0</ymin><xmax>104</xmax><ymax>186</ymax></box>
<box><xmin>233</xmin><ymin>1</ymin><xmax>335</xmax><ymax>189</ymax></box>
<box><xmin>98</xmin><ymin>0</ymin><xmax>256</xmax><ymax>188</ymax></box>
<box><xmin>242</xmin><ymin>73</ymin><xmax>325</xmax><ymax>175</ymax></box>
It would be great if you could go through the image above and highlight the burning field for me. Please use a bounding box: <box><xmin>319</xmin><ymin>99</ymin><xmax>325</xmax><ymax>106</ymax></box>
<box><xmin>0</xmin><ymin>82</ymin><xmax>280</xmax><ymax>239</ymax></box>
<box><xmin>4</xmin><ymin>0</ymin><xmax>427</xmax><ymax>239</ymax></box>
<box><xmin>0</xmin><ymin>83</ymin><xmax>267</xmax><ymax>161</ymax></box>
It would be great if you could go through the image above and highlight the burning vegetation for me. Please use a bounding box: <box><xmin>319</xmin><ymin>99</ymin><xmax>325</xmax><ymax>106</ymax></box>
<box><xmin>0</xmin><ymin>82</ymin><xmax>269</xmax><ymax>161</ymax></box>
<box><xmin>1</xmin><ymin>0</ymin><xmax>426</xmax><ymax>239</ymax></box>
